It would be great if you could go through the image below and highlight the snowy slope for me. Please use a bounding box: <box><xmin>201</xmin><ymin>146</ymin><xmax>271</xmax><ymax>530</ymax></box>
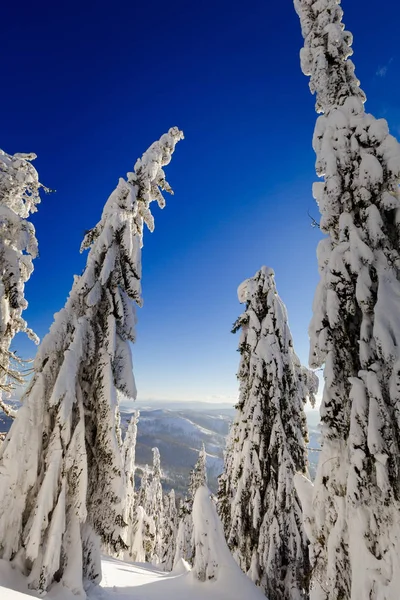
<box><xmin>0</xmin><ymin>555</ymin><xmax>265</xmax><ymax>600</ymax></box>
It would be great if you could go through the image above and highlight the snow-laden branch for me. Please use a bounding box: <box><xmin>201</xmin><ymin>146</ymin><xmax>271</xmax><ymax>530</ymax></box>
<box><xmin>293</xmin><ymin>0</ymin><xmax>365</xmax><ymax>113</ymax></box>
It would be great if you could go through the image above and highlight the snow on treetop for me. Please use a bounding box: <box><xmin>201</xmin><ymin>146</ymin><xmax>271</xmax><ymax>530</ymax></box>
<box><xmin>81</xmin><ymin>127</ymin><xmax>184</xmax><ymax>256</ymax></box>
<box><xmin>237</xmin><ymin>266</ymin><xmax>275</xmax><ymax>304</ymax></box>
<box><xmin>0</xmin><ymin>149</ymin><xmax>42</xmax><ymax>219</ymax></box>
<box><xmin>129</xmin><ymin>126</ymin><xmax>184</xmax><ymax>231</ymax></box>
<box><xmin>293</xmin><ymin>0</ymin><xmax>366</xmax><ymax>113</ymax></box>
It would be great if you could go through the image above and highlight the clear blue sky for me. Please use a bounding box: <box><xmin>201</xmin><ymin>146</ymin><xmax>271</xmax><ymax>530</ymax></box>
<box><xmin>3</xmin><ymin>1</ymin><xmax>400</xmax><ymax>404</ymax></box>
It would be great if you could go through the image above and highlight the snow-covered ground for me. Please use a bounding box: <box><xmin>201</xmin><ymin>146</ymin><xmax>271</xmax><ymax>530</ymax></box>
<box><xmin>0</xmin><ymin>555</ymin><xmax>265</xmax><ymax>600</ymax></box>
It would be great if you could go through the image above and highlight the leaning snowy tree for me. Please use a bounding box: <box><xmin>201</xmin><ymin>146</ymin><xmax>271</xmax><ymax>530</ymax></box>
<box><xmin>127</xmin><ymin>464</ymin><xmax>155</xmax><ymax>562</ymax></box>
<box><xmin>121</xmin><ymin>410</ymin><xmax>140</xmax><ymax>558</ymax></box>
<box><xmin>137</xmin><ymin>464</ymin><xmax>150</xmax><ymax>510</ymax></box>
<box><xmin>189</xmin><ymin>443</ymin><xmax>207</xmax><ymax>498</ymax></box>
<box><xmin>192</xmin><ymin>486</ymin><xmax>265</xmax><ymax>600</ymax></box>
<box><xmin>192</xmin><ymin>486</ymin><xmax>231</xmax><ymax>583</ymax></box>
<box><xmin>161</xmin><ymin>489</ymin><xmax>178</xmax><ymax>571</ymax></box>
<box><xmin>173</xmin><ymin>496</ymin><xmax>192</xmax><ymax>567</ymax></box>
<box><xmin>294</xmin><ymin>1</ymin><xmax>400</xmax><ymax>598</ymax></box>
<box><xmin>0</xmin><ymin>150</ymin><xmax>45</xmax><ymax>416</ymax></box>
<box><xmin>173</xmin><ymin>444</ymin><xmax>208</xmax><ymax>567</ymax></box>
<box><xmin>218</xmin><ymin>267</ymin><xmax>317</xmax><ymax>600</ymax></box>
<box><xmin>0</xmin><ymin>128</ymin><xmax>183</xmax><ymax>596</ymax></box>
<box><xmin>147</xmin><ymin>447</ymin><xmax>164</xmax><ymax>564</ymax></box>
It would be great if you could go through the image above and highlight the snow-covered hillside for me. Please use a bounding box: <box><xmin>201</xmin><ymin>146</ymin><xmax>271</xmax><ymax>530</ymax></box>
<box><xmin>120</xmin><ymin>407</ymin><xmax>233</xmax><ymax>494</ymax></box>
<box><xmin>122</xmin><ymin>407</ymin><xmax>321</xmax><ymax>491</ymax></box>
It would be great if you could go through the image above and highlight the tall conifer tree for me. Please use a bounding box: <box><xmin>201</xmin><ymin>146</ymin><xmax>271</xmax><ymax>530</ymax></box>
<box><xmin>161</xmin><ymin>489</ymin><xmax>178</xmax><ymax>571</ymax></box>
<box><xmin>147</xmin><ymin>447</ymin><xmax>164</xmax><ymax>563</ymax></box>
<box><xmin>122</xmin><ymin>411</ymin><xmax>139</xmax><ymax>556</ymax></box>
<box><xmin>294</xmin><ymin>1</ymin><xmax>400</xmax><ymax>598</ymax></box>
<box><xmin>0</xmin><ymin>128</ymin><xmax>183</xmax><ymax>595</ymax></box>
<box><xmin>219</xmin><ymin>267</ymin><xmax>317</xmax><ymax>600</ymax></box>
<box><xmin>0</xmin><ymin>150</ymin><xmax>43</xmax><ymax>414</ymax></box>
<box><xmin>174</xmin><ymin>445</ymin><xmax>208</xmax><ymax>567</ymax></box>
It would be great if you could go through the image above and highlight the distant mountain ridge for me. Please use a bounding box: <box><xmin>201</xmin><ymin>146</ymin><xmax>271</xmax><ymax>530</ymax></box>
<box><xmin>121</xmin><ymin>406</ymin><xmax>233</xmax><ymax>496</ymax></box>
<box><xmin>0</xmin><ymin>401</ymin><xmax>320</xmax><ymax>494</ymax></box>
<box><xmin>121</xmin><ymin>405</ymin><xmax>321</xmax><ymax>494</ymax></box>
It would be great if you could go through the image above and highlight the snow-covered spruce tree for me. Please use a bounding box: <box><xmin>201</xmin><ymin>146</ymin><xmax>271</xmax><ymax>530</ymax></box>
<box><xmin>193</xmin><ymin>486</ymin><xmax>266</xmax><ymax>600</ymax></box>
<box><xmin>161</xmin><ymin>489</ymin><xmax>178</xmax><ymax>571</ymax></box>
<box><xmin>173</xmin><ymin>445</ymin><xmax>209</xmax><ymax>567</ymax></box>
<box><xmin>189</xmin><ymin>443</ymin><xmax>208</xmax><ymax>496</ymax></box>
<box><xmin>192</xmin><ymin>486</ymin><xmax>228</xmax><ymax>582</ymax></box>
<box><xmin>130</xmin><ymin>464</ymin><xmax>156</xmax><ymax>562</ymax></box>
<box><xmin>0</xmin><ymin>128</ymin><xmax>183</xmax><ymax>595</ymax></box>
<box><xmin>121</xmin><ymin>410</ymin><xmax>140</xmax><ymax>558</ymax></box>
<box><xmin>147</xmin><ymin>447</ymin><xmax>164</xmax><ymax>563</ymax></box>
<box><xmin>218</xmin><ymin>267</ymin><xmax>317</xmax><ymax>600</ymax></box>
<box><xmin>174</xmin><ymin>497</ymin><xmax>193</xmax><ymax>568</ymax></box>
<box><xmin>129</xmin><ymin>506</ymin><xmax>154</xmax><ymax>563</ymax></box>
<box><xmin>294</xmin><ymin>1</ymin><xmax>400</xmax><ymax>598</ymax></box>
<box><xmin>0</xmin><ymin>150</ymin><xmax>44</xmax><ymax>415</ymax></box>
<box><xmin>192</xmin><ymin>485</ymin><xmax>260</xmax><ymax>587</ymax></box>
<box><xmin>142</xmin><ymin>516</ymin><xmax>156</xmax><ymax>563</ymax></box>
<box><xmin>137</xmin><ymin>464</ymin><xmax>150</xmax><ymax>510</ymax></box>
<box><xmin>130</xmin><ymin>505</ymin><xmax>156</xmax><ymax>563</ymax></box>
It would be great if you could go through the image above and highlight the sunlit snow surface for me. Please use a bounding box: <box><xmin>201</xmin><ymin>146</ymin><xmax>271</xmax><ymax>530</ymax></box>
<box><xmin>0</xmin><ymin>555</ymin><xmax>265</xmax><ymax>600</ymax></box>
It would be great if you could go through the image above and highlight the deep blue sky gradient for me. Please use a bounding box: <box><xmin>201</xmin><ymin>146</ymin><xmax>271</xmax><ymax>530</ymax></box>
<box><xmin>3</xmin><ymin>0</ymin><xmax>400</xmax><ymax>403</ymax></box>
